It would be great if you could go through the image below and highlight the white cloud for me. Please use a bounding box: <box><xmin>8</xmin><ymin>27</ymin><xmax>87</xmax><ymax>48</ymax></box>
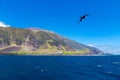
<box><xmin>95</xmin><ymin>45</ymin><xmax>120</xmax><ymax>54</ymax></box>
<box><xmin>0</xmin><ymin>21</ymin><xmax>10</xmax><ymax>27</ymax></box>
<box><xmin>88</xmin><ymin>44</ymin><xmax>96</xmax><ymax>47</ymax></box>
<box><xmin>87</xmin><ymin>44</ymin><xmax>120</xmax><ymax>54</ymax></box>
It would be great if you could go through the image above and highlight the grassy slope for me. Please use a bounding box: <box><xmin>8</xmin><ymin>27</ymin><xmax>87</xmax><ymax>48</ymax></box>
<box><xmin>0</xmin><ymin>27</ymin><xmax>102</xmax><ymax>55</ymax></box>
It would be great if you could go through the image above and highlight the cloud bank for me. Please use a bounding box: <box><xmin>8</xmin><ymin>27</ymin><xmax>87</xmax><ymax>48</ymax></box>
<box><xmin>92</xmin><ymin>45</ymin><xmax>120</xmax><ymax>54</ymax></box>
<box><xmin>88</xmin><ymin>44</ymin><xmax>120</xmax><ymax>54</ymax></box>
<box><xmin>0</xmin><ymin>21</ymin><xmax>10</xmax><ymax>27</ymax></box>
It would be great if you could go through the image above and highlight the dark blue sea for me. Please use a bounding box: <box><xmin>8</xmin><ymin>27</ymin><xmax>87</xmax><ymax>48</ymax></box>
<box><xmin>0</xmin><ymin>56</ymin><xmax>120</xmax><ymax>80</ymax></box>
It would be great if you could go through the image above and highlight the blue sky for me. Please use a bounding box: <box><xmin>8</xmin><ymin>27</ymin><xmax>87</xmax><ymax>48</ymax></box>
<box><xmin>0</xmin><ymin>0</ymin><xmax>120</xmax><ymax>53</ymax></box>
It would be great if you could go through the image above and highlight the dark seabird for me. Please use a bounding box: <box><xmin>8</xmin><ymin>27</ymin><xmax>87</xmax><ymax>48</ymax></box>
<box><xmin>78</xmin><ymin>14</ymin><xmax>89</xmax><ymax>23</ymax></box>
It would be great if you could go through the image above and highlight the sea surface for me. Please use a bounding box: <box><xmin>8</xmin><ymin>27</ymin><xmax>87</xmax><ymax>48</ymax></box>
<box><xmin>0</xmin><ymin>55</ymin><xmax>120</xmax><ymax>80</ymax></box>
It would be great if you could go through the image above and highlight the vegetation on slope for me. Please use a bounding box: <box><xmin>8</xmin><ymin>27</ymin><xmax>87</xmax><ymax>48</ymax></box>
<box><xmin>0</xmin><ymin>27</ymin><xmax>102</xmax><ymax>55</ymax></box>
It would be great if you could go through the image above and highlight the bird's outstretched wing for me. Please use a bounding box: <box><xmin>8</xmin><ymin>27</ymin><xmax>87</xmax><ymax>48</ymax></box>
<box><xmin>77</xmin><ymin>17</ymin><xmax>83</xmax><ymax>23</ymax></box>
<box><xmin>80</xmin><ymin>17</ymin><xmax>83</xmax><ymax>21</ymax></box>
<box><xmin>77</xmin><ymin>14</ymin><xmax>89</xmax><ymax>23</ymax></box>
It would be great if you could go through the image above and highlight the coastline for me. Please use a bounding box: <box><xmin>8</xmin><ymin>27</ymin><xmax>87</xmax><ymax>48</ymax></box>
<box><xmin>0</xmin><ymin>52</ymin><xmax>110</xmax><ymax>56</ymax></box>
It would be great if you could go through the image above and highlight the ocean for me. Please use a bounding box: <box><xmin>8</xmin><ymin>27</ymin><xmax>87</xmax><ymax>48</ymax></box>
<box><xmin>0</xmin><ymin>56</ymin><xmax>120</xmax><ymax>80</ymax></box>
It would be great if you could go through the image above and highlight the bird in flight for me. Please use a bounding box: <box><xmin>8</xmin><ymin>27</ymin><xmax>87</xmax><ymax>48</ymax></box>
<box><xmin>78</xmin><ymin>14</ymin><xmax>89</xmax><ymax>23</ymax></box>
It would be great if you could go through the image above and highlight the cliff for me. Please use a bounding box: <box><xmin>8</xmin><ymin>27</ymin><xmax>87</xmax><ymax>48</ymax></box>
<box><xmin>0</xmin><ymin>27</ymin><xmax>103</xmax><ymax>55</ymax></box>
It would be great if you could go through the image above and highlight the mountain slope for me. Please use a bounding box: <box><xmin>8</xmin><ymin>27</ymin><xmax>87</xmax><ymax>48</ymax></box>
<box><xmin>0</xmin><ymin>27</ymin><xmax>103</xmax><ymax>55</ymax></box>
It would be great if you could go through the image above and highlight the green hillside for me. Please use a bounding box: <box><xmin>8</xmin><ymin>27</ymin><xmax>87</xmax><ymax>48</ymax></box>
<box><xmin>0</xmin><ymin>27</ymin><xmax>103</xmax><ymax>55</ymax></box>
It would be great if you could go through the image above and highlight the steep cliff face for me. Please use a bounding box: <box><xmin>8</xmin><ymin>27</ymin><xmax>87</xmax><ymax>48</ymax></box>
<box><xmin>0</xmin><ymin>27</ymin><xmax>103</xmax><ymax>55</ymax></box>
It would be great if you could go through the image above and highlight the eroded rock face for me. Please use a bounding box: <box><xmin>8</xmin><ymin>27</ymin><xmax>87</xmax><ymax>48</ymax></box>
<box><xmin>0</xmin><ymin>27</ymin><xmax>103</xmax><ymax>55</ymax></box>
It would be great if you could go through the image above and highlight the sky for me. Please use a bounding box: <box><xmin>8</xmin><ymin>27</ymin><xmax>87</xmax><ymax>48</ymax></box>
<box><xmin>0</xmin><ymin>0</ymin><xmax>120</xmax><ymax>53</ymax></box>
